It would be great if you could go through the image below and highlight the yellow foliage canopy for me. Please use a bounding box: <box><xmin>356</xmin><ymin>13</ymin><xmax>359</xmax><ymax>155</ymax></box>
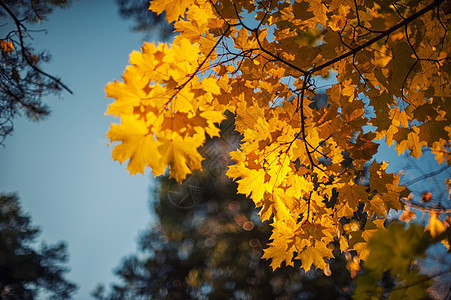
<box><xmin>106</xmin><ymin>0</ymin><xmax>450</xmax><ymax>271</ymax></box>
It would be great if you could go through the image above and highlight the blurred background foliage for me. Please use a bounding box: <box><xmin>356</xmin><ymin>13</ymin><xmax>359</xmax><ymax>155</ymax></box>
<box><xmin>0</xmin><ymin>194</ymin><xmax>77</xmax><ymax>299</ymax></box>
<box><xmin>116</xmin><ymin>0</ymin><xmax>174</xmax><ymax>41</ymax></box>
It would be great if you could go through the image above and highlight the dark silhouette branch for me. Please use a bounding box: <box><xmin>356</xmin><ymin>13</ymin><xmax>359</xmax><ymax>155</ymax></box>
<box><xmin>404</xmin><ymin>165</ymin><xmax>451</xmax><ymax>187</ymax></box>
<box><xmin>0</xmin><ymin>0</ymin><xmax>73</xmax><ymax>94</ymax></box>
<box><xmin>309</xmin><ymin>0</ymin><xmax>445</xmax><ymax>74</ymax></box>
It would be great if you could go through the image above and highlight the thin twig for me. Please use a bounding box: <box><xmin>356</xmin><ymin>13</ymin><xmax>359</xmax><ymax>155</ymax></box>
<box><xmin>0</xmin><ymin>1</ymin><xmax>73</xmax><ymax>94</ymax></box>
<box><xmin>404</xmin><ymin>165</ymin><xmax>451</xmax><ymax>187</ymax></box>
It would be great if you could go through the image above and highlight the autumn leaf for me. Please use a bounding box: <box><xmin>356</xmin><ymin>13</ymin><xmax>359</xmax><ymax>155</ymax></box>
<box><xmin>355</xmin><ymin>222</ymin><xmax>435</xmax><ymax>300</ymax></box>
<box><xmin>347</xmin><ymin>133</ymin><xmax>379</xmax><ymax>161</ymax></box>
<box><xmin>385</xmin><ymin>42</ymin><xmax>417</xmax><ymax>97</ymax></box>
<box><xmin>394</xmin><ymin>127</ymin><xmax>427</xmax><ymax>158</ymax></box>
<box><xmin>157</xmin><ymin>133</ymin><xmax>204</xmax><ymax>182</ymax></box>
<box><xmin>297</xmin><ymin>241</ymin><xmax>333</xmax><ymax>271</ymax></box>
<box><xmin>0</xmin><ymin>40</ymin><xmax>14</xmax><ymax>54</ymax></box>
<box><xmin>262</xmin><ymin>239</ymin><xmax>295</xmax><ymax>270</ymax></box>
<box><xmin>105</xmin><ymin>68</ymin><xmax>151</xmax><ymax>117</ymax></box>
<box><xmin>425</xmin><ymin>212</ymin><xmax>446</xmax><ymax>237</ymax></box>
<box><xmin>338</xmin><ymin>183</ymin><xmax>368</xmax><ymax>209</ymax></box>
<box><xmin>305</xmin><ymin>0</ymin><xmax>328</xmax><ymax>26</ymax></box>
<box><xmin>227</xmin><ymin>165</ymin><xmax>268</xmax><ymax>207</ymax></box>
<box><xmin>107</xmin><ymin>115</ymin><xmax>161</xmax><ymax>175</ymax></box>
<box><xmin>149</xmin><ymin>0</ymin><xmax>190</xmax><ymax>23</ymax></box>
<box><xmin>418</xmin><ymin>120</ymin><xmax>450</xmax><ymax>146</ymax></box>
<box><xmin>365</xmin><ymin>222</ymin><xmax>431</xmax><ymax>276</ymax></box>
<box><xmin>369</xmin><ymin>161</ymin><xmax>394</xmax><ymax>194</ymax></box>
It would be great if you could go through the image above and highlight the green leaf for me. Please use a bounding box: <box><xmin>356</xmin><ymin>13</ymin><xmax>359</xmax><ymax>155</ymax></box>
<box><xmin>366</xmin><ymin>222</ymin><xmax>431</xmax><ymax>276</ymax></box>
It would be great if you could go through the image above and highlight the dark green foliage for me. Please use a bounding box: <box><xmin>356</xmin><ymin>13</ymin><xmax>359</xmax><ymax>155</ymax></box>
<box><xmin>0</xmin><ymin>194</ymin><xmax>77</xmax><ymax>299</ymax></box>
<box><xmin>354</xmin><ymin>222</ymin><xmax>451</xmax><ymax>300</ymax></box>
<box><xmin>0</xmin><ymin>0</ymin><xmax>72</xmax><ymax>143</ymax></box>
<box><xmin>116</xmin><ymin>0</ymin><xmax>174</xmax><ymax>40</ymax></box>
<box><xmin>0</xmin><ymin>0</ymin><xmax>71</xmax><ymax>23</ymax></box>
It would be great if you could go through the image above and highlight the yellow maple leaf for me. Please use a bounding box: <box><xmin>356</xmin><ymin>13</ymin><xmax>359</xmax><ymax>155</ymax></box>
<box><xmin>394</xmin><ymin>128</ymin><xmax>427</xmax><ymax>158</ymax></box>
<box><xmin>186</xmin><ymin>2</ymin><xmax>214</xmax><ymax>27</ymax></box>
<box><xmin>262</xmin><ymin>240</ymin><xmax>295</xmax><ymax>270</ymax></box>
<box><xmin>329</xmin><ymin>5</ymin><xmax>350</xmax><ymax>31</ymax></box>
<box><xmin>268</xmin><ymin>188</ymin><xmax>294</xmax><ymax>222</ymax></box>
<box><xmin>425</xmin><ymin>213</ymin><xmax>446</xmax><ymax>237</ymax></box>
<box><xmin>107</xmin><ymin>115</ymin><xmax>161</xmax><ymax>175</ymax></box>
<box><xmin>297</xmin><ymin>241</ymin><xmax>332</xmax><ymax>270</ymax></box>
<box><xmin>201</xmin><ymin>77</ymin><xmax>221</xmax><ymax>96</ymax></box>
<box><xmin>149</xmin><ymin>0</ymin><xmax>190</xmax><ymax>23</ymax></box>
<box><xmin>337</xmin><ymin>202</ymin><xmax>356</xmax><ymax>219</ymax></box>
<box><xmin>285</xmin><ymin>174</ymin><xmax>314</xmax><ymax>199</ymax></box>
<box><xmin>369</xmin><ymin>161</ymin><xmax>394</xmax><ymax>194</ymax></box>
<box><xmin>230</xmin><ymin>166</ymin><xmax>268</xmax><ymax>206</ymax></box>
<box><xmin>338</xmin><ymin>183</ymin><xmax>368</xmax><ymax>209</ymax></box>
<box><xmin>157</xmin><ymin>133</ymin><xmax>204</xmax><ymax>182</ymax></box>
<box><xmin>305</xmin><ymin>0</ymin><xmax>329</xmax><ymax>27</ymax></box>
<box><xmin>262</xmin><ymin>220</ymin><xmax>298</xmax><ymax>269</ymax></box>
<box><xmin>128</xmin><ymin>43</ymin><xmax>162</xmax><ymax>77</ymax></box>
<box><xmin>168</xmin><ymin>37</ymin><xmax>200</xmax><ymax>65</ymax></box>
<box><xmin>353</xmin><ymin>242</ymin><xmax>370</xmax><ymax>261</ymax></box>
<box><xmin>105</xmin><ymin>68</ymin><xmax>150</xmax><ymax>117</ymax></box>
<box><xmin>171</xmin><ymin>87</ymin><xmax>195</xmax><ymax>113</ymax></box>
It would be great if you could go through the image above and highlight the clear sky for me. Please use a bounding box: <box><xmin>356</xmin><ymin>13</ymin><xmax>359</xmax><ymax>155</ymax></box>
<box><xmin>0</xmin><ymin>1</ymin><xmax>156</xmax><ymax>298</ymax></box>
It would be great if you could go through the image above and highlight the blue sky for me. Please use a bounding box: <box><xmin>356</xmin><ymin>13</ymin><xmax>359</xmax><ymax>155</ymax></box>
<box><xmin>0</xmin><ymin>1</ymin><xmax>156</xmax><ymax>298</ymax></box>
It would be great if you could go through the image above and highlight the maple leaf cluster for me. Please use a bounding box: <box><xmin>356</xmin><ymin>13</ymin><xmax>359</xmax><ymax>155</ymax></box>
<box><xmin>106</xmin><ymin>0</ymin><xmax>450</xmax><ymax>271</ymax></box>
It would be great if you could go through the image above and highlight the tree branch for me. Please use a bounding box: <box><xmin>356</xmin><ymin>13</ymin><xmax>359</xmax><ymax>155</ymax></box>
<box><xmin>0</xmin><ymin>0</ymin><xmax>73</xmax><ymax>94</ymax></box>
<box><xmin>404</xmin><ymin>165</ymin><xmax>451</xmax><ymax>187</ymax></box>
<box><xmin>309</xmin><ymin>0</ymin><xmax>445</xmax><ymax>74</ymax></box>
